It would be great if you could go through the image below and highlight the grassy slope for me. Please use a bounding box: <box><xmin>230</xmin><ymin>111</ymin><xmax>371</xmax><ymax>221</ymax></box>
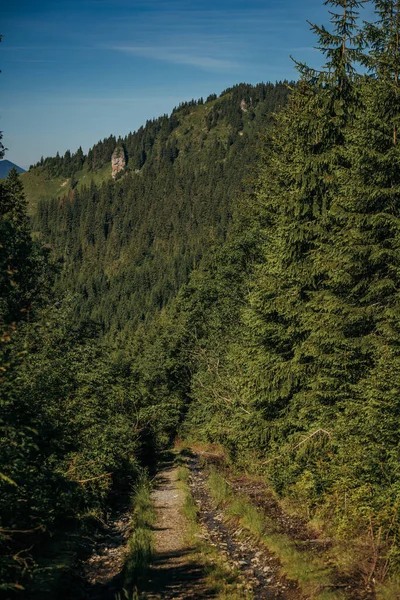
<box><xmin>22</xmin><ymin>163</ymin><xmax>111</xmax><ymax>213</ymax></box>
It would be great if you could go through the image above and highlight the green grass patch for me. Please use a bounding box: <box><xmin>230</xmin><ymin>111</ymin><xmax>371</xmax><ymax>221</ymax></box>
<box><xmin>227</xmin><ymin>497</ymin><xmax>266</xmax><ymax>540</ymax></box>
<box><xmin>121</xmin><ymin>478</ymin><xmax>155</xmax><ymax>597</ymax></box>
<box><xmin>208</xmin><ymin>468</ymin><xmax>232</xmax><ymax>507</ymax></box>
<box><xmin>177</xmin><ymin>465</ymin><xmax>190</xmax><ymax>482</ymax></box>
<box><xmin>261</xmin><ymin>532</ymin><xmax>341</xmax><ymax>600</ymax></box>
<box><xmin>182</xmin><ymin>485</ymin><xmax>199</xmax><ymax>523</ymax></box>
<box><xmin>22</xmin><ymin>170</ymin><xmax>68</xmax><ymax>213</ymax></box>
<box><xmin>175</xmin><ymin>454</ymin><xmax>252</xmax><ymax>599</ymax></box>
<box><xmin>22</xmin><ymin>163</ymin><xmax>112</xmax><ymax>214</ymax></box>
<box><xmin>207</xmin><ymin>468</ymin><xmax>344</xmax><ymax>600</ymax></box>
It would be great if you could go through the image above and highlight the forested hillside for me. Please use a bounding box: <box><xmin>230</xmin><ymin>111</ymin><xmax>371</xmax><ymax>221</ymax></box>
<box><xmin>1</xmin><ymin>83</ymin><xmax>292</xmax><ymax>597</ymax></box>
<box><xmin>3</xmin><ymin>0</ymin><xmax>400</xmax><ymax>597</ymax></box>
<box><xmin>31</xmin><ymin>83</ymin><xmax>290</xmax><ymax>336</ymax></box>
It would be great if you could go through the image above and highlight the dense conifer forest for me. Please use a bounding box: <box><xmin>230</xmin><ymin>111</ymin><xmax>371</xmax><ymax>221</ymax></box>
<box><xmin>32</xmin><ymin>82</ymin><xmax>290</xmax><ymax>336</ymax></box>
<box><xmin>3</xmin><ymin>0</ymin><xmax>400</xmax><ymax>596</ymax></box>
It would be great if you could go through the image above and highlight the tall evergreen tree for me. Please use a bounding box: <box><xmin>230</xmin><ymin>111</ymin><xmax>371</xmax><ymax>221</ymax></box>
<box><xmin>232</xmin><ymin>0</ymin><xmax>366</xmax><ymax>446</ymax></box>
<box><xmin>317</xmin><ymin>0</ymin><xmax>400</xmax><ymax>553</ymax></box>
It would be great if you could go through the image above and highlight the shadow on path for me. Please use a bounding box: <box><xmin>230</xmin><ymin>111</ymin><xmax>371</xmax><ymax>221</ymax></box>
<box><xmin>138</xmin><ymin>458</ymin><xmax>215</xmax><ymax>600</ymax></box>
<box><xmin>140</xmin><ymin>547</ymin><xmax>214</xmax><ymax>599</ymax></box>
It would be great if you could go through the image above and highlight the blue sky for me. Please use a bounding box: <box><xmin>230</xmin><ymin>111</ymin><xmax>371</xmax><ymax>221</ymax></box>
<box><xmin>1</xmin><ymin>0</ymin><xmax>371</xmax><ymax>168</ymax></box>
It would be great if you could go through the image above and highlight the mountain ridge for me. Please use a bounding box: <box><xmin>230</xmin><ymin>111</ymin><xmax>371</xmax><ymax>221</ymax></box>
<box><xmin>0</xmin><ymin>159</ymin><xmax>26</xmax><ymax>178</ymax></box>
<box><xmin>22</xmin><ymin>82</ymin><xmax>293</xmax><ymax>210</ymax></box>
<box><xmin>30</xmin><ymin>81</ymin><xmax>292</xmax><ymax>336</ymax></box>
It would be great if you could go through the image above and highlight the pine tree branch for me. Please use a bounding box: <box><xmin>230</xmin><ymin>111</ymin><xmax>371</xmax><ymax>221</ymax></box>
<box><xmin>292</xmin><ymin>428</ymin><xmax>332</xmax><ymax>449</ymax></box>
<box><xmin>77</xmin><ymin>473</ymin><xmax>112</xmax><ymax>484</ymax></box>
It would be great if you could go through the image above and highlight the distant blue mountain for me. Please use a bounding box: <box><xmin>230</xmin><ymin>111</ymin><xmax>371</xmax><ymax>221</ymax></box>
<box><xmin>0</xmin><ymin>160</ymin><xmax>26</xmax><ymax>178</ymax></box>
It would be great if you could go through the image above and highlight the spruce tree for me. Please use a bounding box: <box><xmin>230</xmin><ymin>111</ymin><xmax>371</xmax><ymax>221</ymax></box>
<box><xmin>234</xmin><ymin>0</ymin><xmax>366</xmax><ymax>446</ymax></box>
<box><xmin>320</xmin><ymin>0</ymin><xmax>400</xmax><ymax>553</ymax></box>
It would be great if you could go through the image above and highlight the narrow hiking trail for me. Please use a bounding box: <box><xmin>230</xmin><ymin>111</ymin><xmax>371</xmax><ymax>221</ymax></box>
<box><xmin>81</xmin><ymin>450</ymin><xmax>374</xmax><ymax>599</ymax></box>
<box><xmin>140</xmin><ymin>454</ymin><xmax>299</xmax><ymax>600</ymax></box>
<box><xmin>139</xmin><ymin>462</ymin><xmax>213</xmax><ymax>599</ymax></box>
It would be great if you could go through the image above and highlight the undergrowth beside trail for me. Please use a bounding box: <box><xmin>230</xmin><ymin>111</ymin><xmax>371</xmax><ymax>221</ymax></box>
<box><xmin>175</xmin><ymin>452</ymin><xmax>253</xmax><ymax>599</ymax></box>
<box><xmin>119</xmin><ymin>479</ymin><xmax>155</xmax><ymax>599</ymax></box>
<box><xmin>207</xmin><ymin>467</ymin><xmax>345</xmax><ymax>600</ymax></box>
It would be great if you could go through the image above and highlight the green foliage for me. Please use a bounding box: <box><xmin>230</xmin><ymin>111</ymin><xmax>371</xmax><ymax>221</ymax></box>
<box><xmin>122</xmin><ymin>479</ymin><xmax>155</xmax><ymax>595</ymax></box>
<box><xmin>0</xmin><ymin>174</ymin><xmax>148</xmax><ymax>594</ymax></box>
<box><xmin>0</xmin><ymin>169</ymin><xmax>53</xmax><ymax>325</ymax></box>
<box><xmin>33</xmin><ymin>146</ymin><xmax>85</xmax><ymax>178</ymax></box>
<box><xmin>166</xmin><ymin>0</ymin><xmax>400</xmax><ymax>585</ymax></box>
<box><xmin>0</xmin><ymin>300</ymin><xmax>144</xmax><ymax>592</ymax></box>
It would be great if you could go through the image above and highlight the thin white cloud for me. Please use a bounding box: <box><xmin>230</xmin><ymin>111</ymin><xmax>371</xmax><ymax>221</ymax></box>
<box><xmin>113</xmin><ymin>45</ymin><xmax>239</xmax><ymax>71</ymax></box>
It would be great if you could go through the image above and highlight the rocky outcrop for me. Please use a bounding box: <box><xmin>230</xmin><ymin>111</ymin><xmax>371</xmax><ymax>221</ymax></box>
<box><xmin>111</xmin><ymin>146</ymin><xmax>126</xmax><ymax>179</ymax></box>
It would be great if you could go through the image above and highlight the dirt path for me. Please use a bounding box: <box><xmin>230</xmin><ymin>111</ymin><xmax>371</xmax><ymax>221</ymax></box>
<box><xmin>188</xmin><ymin>456</ymin><xmax>298</xmax><ymax>600</ymax></box>
<box><xmin>140</xmin><ymin>455</ymin><xmax>300</xmax><ymax>600</ymax></box>
<box><xmin>80</xmin><ymin>451</ymin><xmax>364</xmax><ymax>600</ymax></box>
<box><xmin>82</xmin><ymin>506</ymin><xmax>131</xmax><ymax>599</ymax></box>
<box><xmin>140</xmin><ymin>461</ymin><xmax>213</xmax><ymax>599</ymax></box>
